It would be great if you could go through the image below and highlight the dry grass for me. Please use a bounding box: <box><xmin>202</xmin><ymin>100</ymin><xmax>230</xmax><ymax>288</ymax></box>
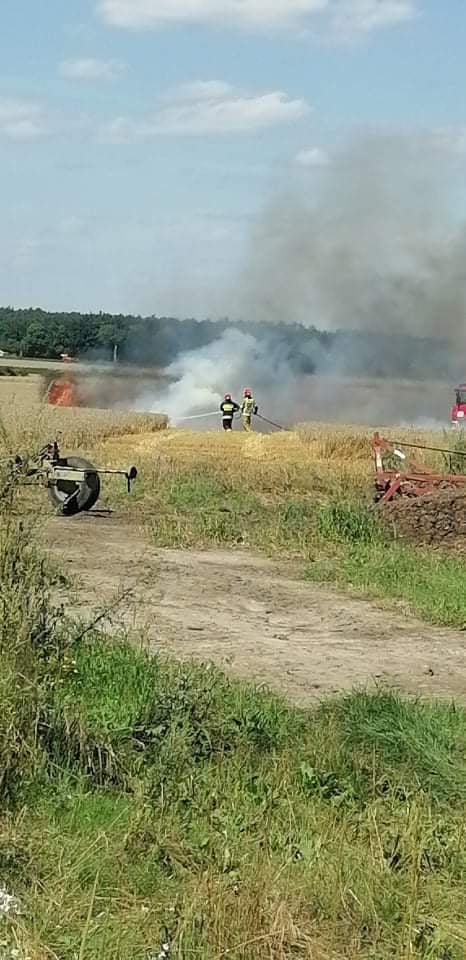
<box><xmin>0</xmin><ymin>374</ymin><xmax>455</xmax><ymax>480</ymax></box>
<box><xmin>0</xmin><ymin>373</ymin><xmax>460</xmax><ymax>538</ymax></box>
<box><xmin>96</xmin><ymin>420</ymin><xmax>458</xmax><ymax>506</ymax></box>
<box><xmin>0</xmin><ymin>377</ymin><xmax>167</xmax><ymax>455</ymax></box>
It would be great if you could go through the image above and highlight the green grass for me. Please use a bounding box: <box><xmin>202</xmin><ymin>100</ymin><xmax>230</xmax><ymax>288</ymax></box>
<box><xmin>6</xmin><ymin>633</ymin><xmax>466</xmax><ymax>959</ymax></box>
<box><xmin>132</xmin><ymin>464</ymin><xmax>317</xmax><ymax>556</ymax></box>
<box><xmin>3</xmin><ymin>472</ymin><xmax>466</xmax><ymax>958</ymax></box>
<box><xmin>308</xmin><ymin>500</ymin><xmax>466</xmax><ymax>628</ymax></box>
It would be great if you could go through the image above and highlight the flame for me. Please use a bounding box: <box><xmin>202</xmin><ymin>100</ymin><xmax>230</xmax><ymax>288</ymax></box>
<box><xmin>47</xmin><ymin>378</ymin><xmax>78</xmax><ymax>407</ymax></box>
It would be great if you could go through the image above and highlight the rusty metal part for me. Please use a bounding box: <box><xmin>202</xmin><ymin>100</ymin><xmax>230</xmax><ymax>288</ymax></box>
<box><xmin>373</xmin><ymin>432</ymin><xmax>466</xmax><ymax>505</ymax></box>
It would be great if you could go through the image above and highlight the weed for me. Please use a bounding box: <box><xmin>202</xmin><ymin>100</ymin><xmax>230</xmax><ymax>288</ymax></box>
<box><xmin>443</xmin><ymin>430</ymin><xmax>466</xmax><ymax>475</ymax></box>
<box><xmin>315</xmin><ymin>499</ymin><xmax>383</xmax><ymax>544</ymax></box>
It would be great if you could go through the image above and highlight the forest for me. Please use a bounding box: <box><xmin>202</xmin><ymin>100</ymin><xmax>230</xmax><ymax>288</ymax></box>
<box><xmin>0</xmin><ymin>306</ymin><xmax>460</xmax><ymax>380</ymax></box>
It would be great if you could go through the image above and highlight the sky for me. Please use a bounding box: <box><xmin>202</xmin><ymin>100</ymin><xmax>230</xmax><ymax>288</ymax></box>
<box><xmin>0</xmin><ymin>0</ymin><xmax>464</xmax><ymax>316</ymax></box>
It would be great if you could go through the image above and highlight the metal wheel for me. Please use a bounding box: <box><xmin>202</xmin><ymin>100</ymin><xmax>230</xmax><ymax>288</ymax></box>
<box><xmin>48</xmin><ymin>457</ymin><xmax>101</xmax><ymax>516</ymax></box>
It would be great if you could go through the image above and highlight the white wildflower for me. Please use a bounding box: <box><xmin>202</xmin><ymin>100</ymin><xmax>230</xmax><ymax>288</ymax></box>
<box><xmin>0</xmin><ymin>889</ymin><xmax>20</xmax><ymax>918</ymax></box>
<box><xmin>148</xmin><ymin>944</ymin><xmax>170</xmax><ymax>960</ymax></box>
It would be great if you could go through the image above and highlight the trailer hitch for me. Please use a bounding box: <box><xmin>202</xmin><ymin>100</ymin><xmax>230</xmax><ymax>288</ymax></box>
<box><xmin>93</xmin><ymin>464</ymin><xmax>138</xmax><ymax>493</ymax></box>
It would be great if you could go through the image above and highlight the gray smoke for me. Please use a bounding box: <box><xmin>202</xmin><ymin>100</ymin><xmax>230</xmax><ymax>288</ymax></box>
<box><xmin>136</xmin><ymin>327</ymin><xmax>306</xmax><ymax>424</ymax></box>
<box><xmin>136</xmin><ymin>132</ymin><xmax>466</xmax><ymax>428</ymax></box>
<box><xmin>135</xmin><ymin>325</ymin><xmax>453</xmax><ymax>428</ymax></box>
<box><xmin>238</xmin><ymin>132</ymin><xmax>466</xmax><ymax>343</ymax></box>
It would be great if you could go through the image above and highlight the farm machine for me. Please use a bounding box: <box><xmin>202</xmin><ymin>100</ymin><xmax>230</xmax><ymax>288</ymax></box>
<box><xmin>9</xmin><ymin>440</ymin><xmax>138</xmax><ymax>516</ymax></box>
<box><xmin>373</xmin><ymin>432</ymin><xmax>466</xmax><ymax>504</ymax></box>
<box><xmin>451</xmin><ymin>384</ymin><xmax>466</xmax><ymax>426</ymax></box>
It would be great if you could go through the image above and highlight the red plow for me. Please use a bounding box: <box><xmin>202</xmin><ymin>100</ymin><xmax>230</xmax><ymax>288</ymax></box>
<box><xmin>373</xmin><ymin>432</ymin><xmax>466</xmax><ymax>504</ymax></box>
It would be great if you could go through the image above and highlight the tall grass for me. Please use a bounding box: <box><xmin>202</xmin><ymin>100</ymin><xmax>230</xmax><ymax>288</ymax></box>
<box><xmin>2</xmin><ymin>456</ymin><xmax>466</xmax><ymax>957</ymax></box>
<box><xmin>0</xmin><ymin>378</ymin><xmax>167</xmax><ymax>456</ymax></box>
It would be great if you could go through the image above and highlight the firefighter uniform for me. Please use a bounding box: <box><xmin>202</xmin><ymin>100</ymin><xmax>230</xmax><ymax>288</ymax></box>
<box><xmin>240</xmin><ymin>396</ymin><xmax>258</xmax><ymax>432</ymax></box>
<box><xmin>220</xmin><ymin>398</ymin><xmax>239</xmax><ymax>431</ymax></box>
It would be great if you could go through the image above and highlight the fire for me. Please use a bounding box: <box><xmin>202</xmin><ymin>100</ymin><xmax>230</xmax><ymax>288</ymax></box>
<box><xmin>47</xmin><ymin>378</ymin><xmax>78</xmax><ymax>407</ymax></box>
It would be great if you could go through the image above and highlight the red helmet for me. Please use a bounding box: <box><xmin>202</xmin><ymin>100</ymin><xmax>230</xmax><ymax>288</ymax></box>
<box><xmin>243</xmin><ymin>388</ymin><xmax>252</xmax><ymax>398</ymax></box>
<box><xmin>224</xmin><ymin>393</ymin><xmax>231</xmax><ymax>401</ymax></box>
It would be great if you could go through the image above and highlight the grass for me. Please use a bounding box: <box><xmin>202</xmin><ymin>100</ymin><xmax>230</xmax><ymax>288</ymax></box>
<box><xmin>2</xmin><ymin>393</ymin><xmax>466</xmax><ymax>956</ymax></box>
<box><xmin>305</xmin><ymin>499</ymin><xmax>466</xmax><ymax>627</ymax></box>
<box><xmin>2</xmin><ymin>506</ymin><xmax>466</xmax><ymax>960</ymax></box>
<box><xmin>5</xmin><ymin>625</ymin><xmax>466</xmax><ymax>957</ymax></box>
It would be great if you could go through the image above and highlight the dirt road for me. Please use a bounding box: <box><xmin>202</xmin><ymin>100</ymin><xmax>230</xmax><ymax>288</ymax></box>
<box><xmin>46</xmin><ymin>514</ymin><xmax>466</xmax><ymax>705</ymax></box>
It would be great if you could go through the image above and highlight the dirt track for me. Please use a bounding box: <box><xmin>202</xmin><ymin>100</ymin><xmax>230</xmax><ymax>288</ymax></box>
<box><xmin>46</xmin><ymin>513</ymin><xmax>466</xmax><ymax>705</ymax></box>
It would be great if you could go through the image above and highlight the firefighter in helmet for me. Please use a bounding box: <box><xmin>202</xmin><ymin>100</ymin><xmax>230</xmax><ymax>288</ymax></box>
<box><xmin>220</xmin><ymin>394</ymin><xmax>240</xmax><ymax>431</ymax></box>
<box><xmin>240</xmin><ymin>388</ymin><xmax>258</xmax><ymax>432</ymax></box>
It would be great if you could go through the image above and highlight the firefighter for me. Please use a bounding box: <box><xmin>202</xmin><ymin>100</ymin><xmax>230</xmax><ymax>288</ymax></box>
<box><xmin>240</xmin><ymin>388</ymin><xmax>258</xmax><ymax>432</ymax></box>
<box><xmin>220</xmin><ymin>394</ymin><xmax>240</xmax><ymax>431</ymax></box>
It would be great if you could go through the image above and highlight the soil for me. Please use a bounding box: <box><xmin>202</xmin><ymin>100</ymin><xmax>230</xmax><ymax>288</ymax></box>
<box><xmin>383</xmin><ymin>488</ymin><xmax>466</xmax><ymax>552</ymax></box>
<box><xmin>46</xmin><ymin>513</ymin><xmax>466</xmax><ymax>706</ymax></box>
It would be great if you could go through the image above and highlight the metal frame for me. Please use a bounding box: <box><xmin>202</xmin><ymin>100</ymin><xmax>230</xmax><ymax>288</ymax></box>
<box><xmin>13</xmin><ymin>441</ymin><xmax>137</xmax><ymax>498</ymax></box>
<box><xmin>373</xmin><ymin>432</ymin><xmax>466</xmax><ymax>504</ymax></box>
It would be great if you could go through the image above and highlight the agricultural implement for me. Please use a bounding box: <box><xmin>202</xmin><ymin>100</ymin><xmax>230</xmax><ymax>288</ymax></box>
<box><xmin>11</xmin><ymin>440</ymin><xmax>138</xmax><ymax>516</ymax></box>
<box><xmin>373</xmin><ymin>432</ymin><xmax>466</xmax><ymax>505</ymax></box>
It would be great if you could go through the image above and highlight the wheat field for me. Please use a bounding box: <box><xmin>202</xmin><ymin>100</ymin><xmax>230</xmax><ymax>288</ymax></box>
<box><xmin>0</xmin><ymin>376</ymin><xmax>167</xmax><ymax>454</ymax></box>
<box><xmin>0</xmin><ymin>373</ymin><xmax>458</xmax><ymax>501</ymax></box>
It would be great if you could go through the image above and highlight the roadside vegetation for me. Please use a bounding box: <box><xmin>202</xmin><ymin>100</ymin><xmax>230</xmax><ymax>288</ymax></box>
<box><xmin>2</xmin><ymin>474</ymin><xmax>466</xmax><ymax>959</ymax></box>
<box><xmin>100</xmin><ymin>427</ymin><xmax>466</xmax><ymax>629</ymax></box>
<box><xmin>2</xmin><ymin>391</ymin><xmax>466</xmax><ymax>628</ymax></box>
<box><xmin>2</xmin><ymin>395</ymin><xmax>466</xmax><ymax>955</ymax></box>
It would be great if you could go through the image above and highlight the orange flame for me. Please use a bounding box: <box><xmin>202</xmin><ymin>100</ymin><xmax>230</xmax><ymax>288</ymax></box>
<box><xmin>47</xmin><ymin>378</ymin><xmax>78</xmax><ymax>407</ymax></box>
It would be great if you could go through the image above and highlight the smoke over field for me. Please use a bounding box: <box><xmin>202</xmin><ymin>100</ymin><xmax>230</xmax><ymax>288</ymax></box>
<box><xmin>4</xmin><ymin>133</ymin><xmax>464</xmax><ymax>427</ymax></box>
<box><xmin>239</xmin><ymin>133</ymin><xmax>466</xmax><ymax>346</ymax></box>
<box><xmin>135</xmin><ymin>328</ymin><xmax>452</xmax><ymax>427</ymax></box>
<box><xmin>128</xmin><ymin>132</ymin><xmax>465</xmax><ymax>426</ymax></box>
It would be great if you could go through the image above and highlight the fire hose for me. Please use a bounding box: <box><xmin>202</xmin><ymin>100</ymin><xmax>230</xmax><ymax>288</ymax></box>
<box><xmin>171</xmin><ymin>410</ymin><xmax>288</xmax><ymax>431</ymax></box>
<box><xmin>255</xmin><ymin>413</ymin><xmax>288</xmax><ymax>432</ymax></box>
<box><xmin>384</xmin><ymin>438</ymin><xmax>466</xmax><ymax>458</ymax></box>
<box><xmin>170</xmin><ymin>404</ymin><xmax>290</xmax><ymax>433</ymax></box>
<box><xmin>173</xmin><ymin>411</ymin><xmax>219</xmax><ymax>422</ymax></box>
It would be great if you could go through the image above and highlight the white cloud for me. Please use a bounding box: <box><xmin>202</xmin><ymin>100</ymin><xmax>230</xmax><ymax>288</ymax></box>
<box><xmin>295</xmin><ymin>146</ymin><xmax>328</xmax><ymax>167</ymax></box>
<box><xmin>59</xmin><ymin>58</ymin><xmax>124</xmax><ymax>81</ymax></box>
<box><xmin>330</xmin><ymin>0</ymin><xmax>416</xmax><ymax>38</ymax></box>
<box><xmin>102</xmin><ymin>81</ymin><xmax>309</xmax><ymax>141</ymax></box>
<box><xmin>0</xmin><ymin>98</ymin><xmax>47</xmax><ymax>140</ymax></box>
<box><xmin>97</xmin><ymin>0</ymin><xmax>326</xmax><ymax>29</ymax></box>
<box><xmin>96</xmin><ymin>0</ymin><xmax>417</xmax><ymax>37</ymax></box>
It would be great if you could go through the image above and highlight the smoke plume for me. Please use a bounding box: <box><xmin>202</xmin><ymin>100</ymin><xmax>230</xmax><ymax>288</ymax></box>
<box><xmin>138</xmin><ymin>132</ymin><xmax>466</xmax><ymax>427</ymax></box>
<box><xmin>239</xmin><ymin>132</ymin><xmax>466</xmax><ymax>343</ymax></box>
<box><xmin>137</xmin><ymin>325</ymin><xmax>452</xmax><ymax>428</ymax></box>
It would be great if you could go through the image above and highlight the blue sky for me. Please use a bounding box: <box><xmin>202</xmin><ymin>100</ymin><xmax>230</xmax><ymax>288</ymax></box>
<box><xmin>0</xmin><ymin>0</ymin><xmax>464</xmax><ymax>315</ymax></box>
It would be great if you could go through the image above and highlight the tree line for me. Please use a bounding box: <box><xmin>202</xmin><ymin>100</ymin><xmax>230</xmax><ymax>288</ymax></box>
<box><xmin>0</xmin><ymin>307</ymin><xmax>333</xmax><ymax>371</ymax></box>
<box><xmin>0</xmin><ymin>306</ymin><xmax>460</xmax><ymax>380</ymax></box>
